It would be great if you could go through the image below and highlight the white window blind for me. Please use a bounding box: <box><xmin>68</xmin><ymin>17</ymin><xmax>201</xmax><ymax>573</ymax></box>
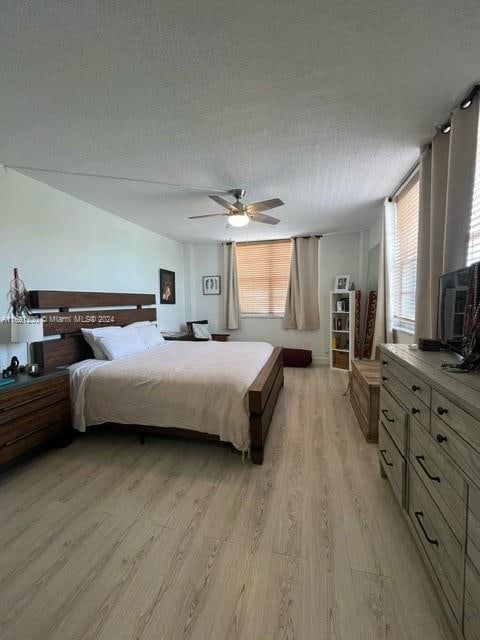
<box><xmin>236</xmin><ymin>239</ymin><xmax>292</xmax><ymax>315</ymax></box>
<box><xmin>391</xmin><ymin>175</ymin><xmax>420</xmax><ymax>325</ymax></box>
<box><xmin>467</xmin><ymin>115</ymin><xmax>480</xmax><ymax>265</ymax></box>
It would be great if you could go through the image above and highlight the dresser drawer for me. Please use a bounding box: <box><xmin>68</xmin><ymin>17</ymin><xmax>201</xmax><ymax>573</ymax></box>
<box><xmin>0</xmin><ymin>376</ymin><xmax>69</xmax><ymax>425</ymax></box>
<box><xmin>379</xmin><ymin>422</ymin><xmax>404</xmax><ymax>507</ymax></box>
<box><xmin>431</xmin><ymin>414</ymin><xmax>480</xmax><ymax>487</ymax></box>
<box><xmin>409</xmin><ymin>420</ymin><xmax>464</xmax><ymax>542</ymax></box>
<box><xmin>382</xmin><ymin>356</ymin><xmax>431</xmax><ymax>408</ymax></box>
<box><xmin>432</xmin><ymin>389</ymin><xmax>480</xmax><ymax>460</ymax></box>
<box><xmin>408</xmin><ymin>466</ymin><xmax>462</xmax><ymax>619</ymax></box>
<box><xmin>382</xmin><ymin>371</ymin><xmax>430</xmax><ymax>431</ymax></box>
<box><xmin>0</xmin><ymin>400</ymin><xmax>70</xmax><ymax>449</ymax></box>
<box><xmin>379</xmin><ymin>387</ymin><xmax>407</xmax><ymax>455</ymax></box>
<box><xmin>464</xmin><ymin>560</ymin><xmax>480</xmax><ymax>640</ymax></box>
<box><xmin>467</xmin><ymin>484</ymin><xmax>480</xmax><ymax>573</ymax></box>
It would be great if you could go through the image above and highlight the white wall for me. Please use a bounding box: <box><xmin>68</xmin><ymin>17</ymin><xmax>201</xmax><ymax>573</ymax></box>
<box><xmin>0</xmin><ymin>169</ymin><xmax>186</xmax><ymax>369</ymax></box>
<box><xmin>186</xmin><ymin>234</ymin><xmax>364</xmax><ymax>363</ymax></box>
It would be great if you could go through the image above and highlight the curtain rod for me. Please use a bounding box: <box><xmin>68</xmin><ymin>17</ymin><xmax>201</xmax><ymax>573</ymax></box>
<box><xmin>388</xmin><ymin>162</ymin><xmax>420</xmax><ymax>201</ymax></box>
<box><xmin>225</xmin><ymin>235</ymin><xmax>323</xmax><ymax>245</ymax></box>
<box><xmin>388</xmin><ymin>82</ymin><xmax>479</xmax><ymax>201</ymax></box>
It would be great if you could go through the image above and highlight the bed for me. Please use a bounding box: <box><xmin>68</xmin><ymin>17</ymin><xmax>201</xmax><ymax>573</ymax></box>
<box><xmin>28</xmin><ymin>290</ymin><xmax>283</xmax><ymax>464</ymax></box>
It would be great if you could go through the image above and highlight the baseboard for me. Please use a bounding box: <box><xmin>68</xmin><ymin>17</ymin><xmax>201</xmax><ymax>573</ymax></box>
<box><xmin>312</xmin><ymin>355</ymin><xmax>330</xmax><ymax>366</ymax></box>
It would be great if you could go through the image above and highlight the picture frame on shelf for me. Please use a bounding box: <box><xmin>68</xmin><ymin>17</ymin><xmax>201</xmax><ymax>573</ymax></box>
<box><xmin>334</xmin><ymin>274</ymin><xmax>351</xmax><ymax>292</ymax></box>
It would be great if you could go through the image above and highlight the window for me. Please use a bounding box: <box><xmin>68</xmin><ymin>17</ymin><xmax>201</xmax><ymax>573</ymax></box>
<box><xmin>390</xmin><ymin>175</ymin><xmax>420</xmax><ymax>329</ymax></box>
<box><xmin>467</xmin><ymin>116</ymin><xmax>480</xmax><ymax>265</ymax></box>
<box><xmin>236</xmin><ymin>239</ymin><xmax>292</xmax><ymax>315</ymax></box>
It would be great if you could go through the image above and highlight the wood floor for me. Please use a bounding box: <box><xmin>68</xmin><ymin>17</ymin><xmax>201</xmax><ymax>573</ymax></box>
<box><xmin>0</xmin><ymin>367</ymin><xmax>455</xmax><ymax>640</ymax></box>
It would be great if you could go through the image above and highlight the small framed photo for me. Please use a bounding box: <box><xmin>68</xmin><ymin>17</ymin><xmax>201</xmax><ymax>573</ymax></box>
<box><xmin>203</xmin><ymin>275</ymin><xmax>221</xmax><ymax>295</ymax></box>
<box><xmin>334</xmin><ymin>274</ymin><xmax>351</xmax><ymax>292</ymax></box>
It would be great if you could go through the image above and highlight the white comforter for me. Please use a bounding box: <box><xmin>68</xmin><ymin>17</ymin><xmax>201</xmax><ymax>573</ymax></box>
<box><xmin>69</xmin><ymin>341</ymin><xmax>274</xmax><ymax>453</ymax></box>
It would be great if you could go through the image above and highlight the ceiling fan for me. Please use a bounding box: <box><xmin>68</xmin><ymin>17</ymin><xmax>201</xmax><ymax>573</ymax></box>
<box><xmin>188</xmin><ymin>189</ymin><xmax>284</xmax><ymax>227</ymax></box>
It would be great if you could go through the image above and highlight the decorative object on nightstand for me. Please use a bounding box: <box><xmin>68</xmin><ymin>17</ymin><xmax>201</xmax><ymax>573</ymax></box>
<box><xmin>10</xmin><ymin>317</ymin><xmax>44</xmax><ymax>373</ymax></box>
<box><xmin>0</xmin><ymin>369</ymin><xmax>72</xmax><ymax>468</ymax></box>
<box><xmin>330</xmin><ymin>290</ymin><xmax>357</xmax><ymax>371</ymax></box>
<box><xmin>6</xmin><ymin>267</ymin><xmax>30</xmax><ymax>319</ymax></box>
<box><xmin>185</xmin><ymin>320</ymin><xmax>230</xmax><ymax>342</ymax></box>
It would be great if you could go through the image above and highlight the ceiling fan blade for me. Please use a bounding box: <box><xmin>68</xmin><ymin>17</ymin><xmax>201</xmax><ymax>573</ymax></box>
<box><xmin>209</xmin><ymin>195</ymin><xmax>240</xmax><ymax>212</ymax></box>
<box><xmin>246</xmin><ymin>198</ymin><xmax>284</xmax><ymax>214</ymax></box>
<box><xmin>249</xmin><ymin>212</ymin><xmax>280</xmax><ymax>225</ymax></box>
<box><xmin>188</xmin><ymin>213</ymin><xmax>228</xmax><ymax>219</ymax></box>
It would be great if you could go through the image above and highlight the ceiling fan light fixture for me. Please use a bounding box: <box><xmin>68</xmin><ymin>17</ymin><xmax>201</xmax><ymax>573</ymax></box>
<box><xmin>228</xmin><ymin>213</ymin><xmax>249</xmax><ymax>227</ymax></box>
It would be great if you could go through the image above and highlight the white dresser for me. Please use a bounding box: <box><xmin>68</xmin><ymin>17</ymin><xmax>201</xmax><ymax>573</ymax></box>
<box><xmin>379</xmin><ymin>344</ymin><xmax>480</xmax><ymax>638</ymax></box>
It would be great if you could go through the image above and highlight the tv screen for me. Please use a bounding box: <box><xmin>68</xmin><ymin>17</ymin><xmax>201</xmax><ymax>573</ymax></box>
<box><xmin>438</xmin><ymin>267</ymin><xmax>470</xmax><ymax>349</ymax></box>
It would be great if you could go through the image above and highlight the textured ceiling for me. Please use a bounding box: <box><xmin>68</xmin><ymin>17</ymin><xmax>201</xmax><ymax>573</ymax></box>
<box><xmin>1</xmin><ymin>1</ymin><xmax>480</xmax><ymax>242</ymax></box>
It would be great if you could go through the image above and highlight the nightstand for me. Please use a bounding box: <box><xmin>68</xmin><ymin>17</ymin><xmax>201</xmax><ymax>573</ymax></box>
<box><xmin>0</xmin><ymin>369</ymin><xmax>72</xmax><ymax>469</ymax></box>
<box><xmin>211</xmin><ymin>334</ymin><xmax>230</xmax><ymax>342</ymax></box>
<box><xmin>162</xmin><ymin>332</ymin><xmax>196</xmax><ymax>341</ymax></box>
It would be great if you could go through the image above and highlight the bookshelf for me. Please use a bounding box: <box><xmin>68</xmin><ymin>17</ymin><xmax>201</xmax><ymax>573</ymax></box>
<box><xmin>330</xmin><ymin>290</ymin><xmax>356</xmax><ymax>371</ymax></box>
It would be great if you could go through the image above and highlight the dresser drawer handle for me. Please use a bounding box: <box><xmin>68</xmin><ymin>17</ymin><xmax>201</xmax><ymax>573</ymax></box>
<box><xmin>382</xmin><ymin>376</ymin><xmax>388</xmax><ymax>382</ymax></box>
<box><xmin>437</xmin><ymin>406</ymin><xmax>448</xmax><ymax>416</ymax></box>
<box><xmin>436</xmin><ymin>433</ymin><xmax>447</xmax><ymax>444</ymax></box>
<box><xmin>379</xmin><ymin>449</ymin><xmax>394</xmax><ymax>467</ymax></box>
<box><xmin>411</xmin><ymin>384</ymin><xmax>420</xmax><ymax>392</ymax></box>
<box><xmin>381</xmin><ymin>409</ymin><xmax>395</xmax><ymax>423</ymax></box>
<box><xmin>2</xmin><ymin>418</ymin><xmax>64</xmax><ymax>447</ymax></box>
<box><xmin>382</xmin><ymin>360</ymin><xmax>388</xmax><ymax>365</ymax></box>
<box><xmin>414</xmin><ymin>511</ymin><xmax>439</xmax><ymax>546</ymax></box>
<box><xmin>415</xmin><ymin>455</ymin><xmax>440</xmax><ymax>483</ymax></box>
<box><xmin>411</xmin><ymin>407</ymin><xmax>420</xmax><ymax>414</ymax></box>
<box><xmin>0</xmin><ymin>390</ymin><xmax>57</xmax><ymax>413</ymax></box>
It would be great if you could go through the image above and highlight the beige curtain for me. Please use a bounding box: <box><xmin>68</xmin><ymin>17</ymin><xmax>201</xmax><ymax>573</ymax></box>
<box><xmin>415</xmin><ymin>97</ymin><xmax>479</xmax><ymax>339</ymax></box>
<box><xmin>223</xmin><ymin>242</ymin><xmax>240</xmax><ymax>330</ymax></box>
<box><xmin>372</xmin><ymin>200</ymin><xmax>394</xmax><ymax>356</ymax></box>
<box><xmin>414</xmin><ymin>134</ymin><xmax>450</xmax><ymax>340</ymax></box>
<box><xmin>283</xmin><ymin>236</ymin><xmax>320</xmax><ymax>330</ymax></box>
<box><xmin>444</xmin><ymin>98</ymin><xmax>480</xmax><ymax>273</ymax></box>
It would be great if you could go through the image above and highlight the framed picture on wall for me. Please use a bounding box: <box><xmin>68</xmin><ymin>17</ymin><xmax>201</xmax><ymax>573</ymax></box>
<box><xmin>334</xmin><ymin>274</ymin><xmax>351</xmax><ymax>292</ymax></box>
<box><xmin>160</xmin><ymin>269</ymin><xmax>176</xmax><ymax>304</ymax></box>
<box><xmin>203</xmin><ymin>275</ymin><xmax>221</xmax><ymax>295</ymax></box>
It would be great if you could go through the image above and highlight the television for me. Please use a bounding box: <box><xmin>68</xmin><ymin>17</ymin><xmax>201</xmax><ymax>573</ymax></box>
<box><xmin>438</xmin><ymin>267</ymin><xmax>470</xmax><ymax>352</ymax></box>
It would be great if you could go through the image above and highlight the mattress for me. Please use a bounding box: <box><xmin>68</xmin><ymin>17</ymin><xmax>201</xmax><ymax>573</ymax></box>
<box><xmin>69</xmin><ymin>340</ymin><xmax>274</xmax><ymax>452</ymax></box>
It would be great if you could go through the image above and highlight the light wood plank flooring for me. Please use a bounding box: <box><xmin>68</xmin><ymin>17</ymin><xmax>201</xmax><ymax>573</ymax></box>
<box><xmin>0</xmin><ymin>367</ymin><xmax>454</xmax><ymax>639</ymax></box>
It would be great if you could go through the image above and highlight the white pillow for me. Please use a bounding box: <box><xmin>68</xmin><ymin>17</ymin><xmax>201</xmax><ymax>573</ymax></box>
<box><xmin>96</xmin><ymin>328</ymin><xmax>147</xmax><ymax>360</ymax></box>
<box><xmin>126</xmin><ymin>321</ymin><xmax>151</xmax><ymax>328</ymax></box>
<box><xmin>192</xmin><ymin>323</ymin><xmax>212</xmax><ymax>340</ymax></box>
<box><xmin>135</xmin><ymin>324</ymin><xmax>166</xmax><ymax>349</ymax></box>
<box><xmin>81</xmin><ymin>326</ymin><xmax>123</xmax><ymax>359</ymax></box>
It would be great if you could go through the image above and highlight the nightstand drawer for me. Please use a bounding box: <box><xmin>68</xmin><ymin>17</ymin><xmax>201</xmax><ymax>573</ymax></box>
<box><xmin>0</xmin><ymin>400</ymin><xmax>70</xmax><ymax>449</ymax></box>
<box><xmin>0</xmin><ymin>376</ymin><xmax>69</xmax><ymax>425</ymax></box>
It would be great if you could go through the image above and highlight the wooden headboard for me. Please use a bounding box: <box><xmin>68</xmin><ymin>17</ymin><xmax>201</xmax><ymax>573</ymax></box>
<box><xmin>28</xmin><ymin>290</ymin><xmax>156</xmax><ymax>370</ymax></box>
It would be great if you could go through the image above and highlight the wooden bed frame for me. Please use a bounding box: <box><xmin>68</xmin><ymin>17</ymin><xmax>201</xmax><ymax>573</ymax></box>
<box><xmin>28</xmin><ymin>290</ymin><xmax>283</xmax><ymax>464</ymax></box>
